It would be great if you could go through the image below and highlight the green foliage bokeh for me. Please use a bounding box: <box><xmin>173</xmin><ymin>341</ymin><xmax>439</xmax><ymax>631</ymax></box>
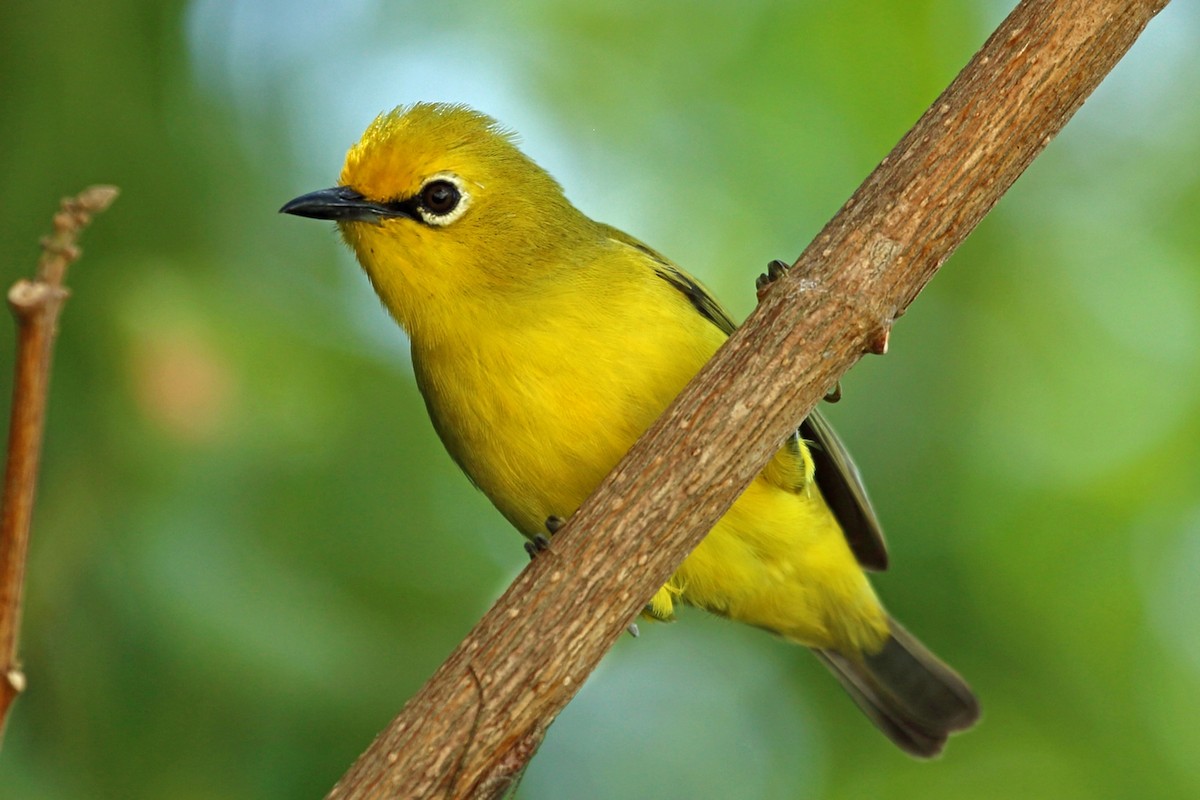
<box><xmin>1</xmin><ymin>1</ymin><xmax>1198</xmax><ymax>798</ymax></box>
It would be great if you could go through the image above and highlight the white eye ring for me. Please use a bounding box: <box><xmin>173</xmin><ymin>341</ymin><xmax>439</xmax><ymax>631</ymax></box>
<box><xmin>416</xmin><ymin>172</ymin><xmax>472</xmax><ymax>227</ymax></box>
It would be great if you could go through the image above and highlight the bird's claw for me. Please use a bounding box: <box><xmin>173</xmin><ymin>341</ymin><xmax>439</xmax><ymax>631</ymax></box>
<box><xmin>755</xmin><ymin>259</ymin><xmax>791</xmax><ymax>303</ymax></box>
<box><xmin>525</xmin><ymin>515</ymin><xmax>567</xmax><ymax>560</ymax></box>
<box><xmin>524</xmin><ymin>533</ymin><xmax>551</xmax><ymax>560</ymax></box>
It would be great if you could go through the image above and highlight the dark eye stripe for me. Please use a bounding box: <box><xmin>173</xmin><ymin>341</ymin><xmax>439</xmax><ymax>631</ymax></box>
<box><xmin>380</xmin><ymin>196</ymin><xmax>422</xmax><ymax>221</ymax></box>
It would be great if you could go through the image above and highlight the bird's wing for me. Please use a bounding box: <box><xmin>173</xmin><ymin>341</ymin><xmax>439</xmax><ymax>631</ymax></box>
<box><xmin>602</xmin><ymin>225</ymin><xmax>739</xmax><ymax>335</ymax></box>
<box><xmin>800</xmin><ymin>409</ymin><xmax>888</xmax><ymax>571</ymax></box>
<box><xmin>651</xmin><ymin>261</ymin><xmax>739</xmax><ymax>336</ymax></box>
<box><xmin>608</xmin><ymin>226</ymin><xmax>889</xmax><ymax>571</ymax></box>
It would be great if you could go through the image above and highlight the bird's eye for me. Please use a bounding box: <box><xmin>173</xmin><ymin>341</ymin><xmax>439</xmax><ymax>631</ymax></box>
<box><xmin>421</xmin><ymin>180</ymin><xmax>461</xmax><ymax>216</ymax></box>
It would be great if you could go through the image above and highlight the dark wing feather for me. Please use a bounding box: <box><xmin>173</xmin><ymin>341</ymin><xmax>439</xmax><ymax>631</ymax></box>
<box><xmin>603</xmin><ymin>227</ymin><xmax>739</xmax><ymax>335</ymax></box>
<box><xmin>801</xmin><ymin>409</ymin><xmax>888</xmax><ymax>570</ymax></box>
<box><xmin>652</xmin><ymin>262</ymin><xmax>738</xmax><ymax>336</ymax></box>
<box><xmin>616</xmin><ymin>227</ymin><xmax>889</xmax><ymax>571</ymax></box>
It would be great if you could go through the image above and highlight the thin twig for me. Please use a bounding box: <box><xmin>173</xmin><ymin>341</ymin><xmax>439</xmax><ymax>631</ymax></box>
<box><xmin>0</xmin><ymin>185</ymin><xmax>118</xmax><ymax>742</ymax></box>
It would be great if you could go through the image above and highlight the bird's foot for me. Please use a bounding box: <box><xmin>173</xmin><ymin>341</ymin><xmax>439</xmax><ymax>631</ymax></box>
<box><xmin>755</xmin><ymin>259</ymin><xmax>791</xmax><ymax>303</ymax></box>
<box><xmin>523</xmin><ymin>534</ymin><xmax>551</xmax><ymax>560</ymax></box>
<box><xmin>525</xmin><ymin>515</ymin><xmax>566</xmax><ymax>560</ymax></box>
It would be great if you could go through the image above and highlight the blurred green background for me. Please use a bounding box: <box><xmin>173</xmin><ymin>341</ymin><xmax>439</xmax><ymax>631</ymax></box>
<box><xmin>2</xmin><ymin>1</ymin><xmax>1198</xmax><ymax>798</ymax></box>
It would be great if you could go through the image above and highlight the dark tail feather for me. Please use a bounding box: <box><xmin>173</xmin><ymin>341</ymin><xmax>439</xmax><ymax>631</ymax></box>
<box><xmin>814</xmin><ymin>617</ymin><xmax>980</xmax><ymax>758</ymax></box>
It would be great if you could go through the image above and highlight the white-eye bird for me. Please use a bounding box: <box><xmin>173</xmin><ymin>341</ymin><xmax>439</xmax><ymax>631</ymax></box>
<box><xmin>282</xmin><ymin>103</ymin><xmax>980</xmax><ymax>756</ymax></box>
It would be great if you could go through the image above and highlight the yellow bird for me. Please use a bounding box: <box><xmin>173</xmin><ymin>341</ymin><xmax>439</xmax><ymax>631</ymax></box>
<box><xmin>282</xmin><ymin>103</ymin><xmax>979</xmax><ymax>756</ymax></box>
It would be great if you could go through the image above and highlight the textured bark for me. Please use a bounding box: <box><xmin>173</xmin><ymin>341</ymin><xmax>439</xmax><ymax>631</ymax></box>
<box><xmin>327</xmin><ymin>1</ymin><xmax>1170</xmax><ymax>797</ymax></box>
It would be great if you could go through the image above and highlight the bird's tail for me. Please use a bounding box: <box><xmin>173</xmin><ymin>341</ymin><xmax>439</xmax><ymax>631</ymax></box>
<box><xmin>814</xmin><ymin>617</ymin><xmax>980</xmax><ymax>757</ymax></box>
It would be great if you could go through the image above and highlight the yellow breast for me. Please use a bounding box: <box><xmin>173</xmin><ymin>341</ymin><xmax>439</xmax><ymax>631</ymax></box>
<box><xmin>411</xmin><ymin>250</ymin><xmax>723</xmax><ymax>535</ymax></box>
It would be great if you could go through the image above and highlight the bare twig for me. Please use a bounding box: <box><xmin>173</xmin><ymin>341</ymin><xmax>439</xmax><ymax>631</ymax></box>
<box><xmin>0</xmin><ymin>185</ymin><xmax>119</xmax><ymax>741</ymax></box>
<box><xmin>327</xmin><ymin>1</ymin><xmax>1170</xmax><ymax>797</ymax></box>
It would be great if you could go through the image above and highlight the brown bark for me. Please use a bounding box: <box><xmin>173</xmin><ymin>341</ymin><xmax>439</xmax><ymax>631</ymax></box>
<box><xmin>327</xmin><ymin>1</ymin><xmax>1170</xmax><ymax>797</ymax></box>
<box><xmin>0</xmin><ymin>186</ymin><xmax>119</xmax><ymax>742</ymax></box>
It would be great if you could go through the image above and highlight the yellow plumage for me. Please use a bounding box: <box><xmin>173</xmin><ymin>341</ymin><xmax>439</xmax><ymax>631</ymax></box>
<box><xmin>282</xmin><ymin>102</ymin><xmax>979</xmax><ymax>756</ymax></box>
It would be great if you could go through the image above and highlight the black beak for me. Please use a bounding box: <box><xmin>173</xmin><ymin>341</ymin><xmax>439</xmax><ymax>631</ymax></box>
<box><xmin>279</xmin><ymin>186</ymin><xmax>409</xmax><ymax>224</ymax></box>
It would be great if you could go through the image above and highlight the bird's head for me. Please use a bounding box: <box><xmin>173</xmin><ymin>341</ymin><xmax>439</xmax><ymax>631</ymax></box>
<box><xmin>282</xmin><ymin>103</ymin><xmax>591</xmax><ymax>335</ymax></box>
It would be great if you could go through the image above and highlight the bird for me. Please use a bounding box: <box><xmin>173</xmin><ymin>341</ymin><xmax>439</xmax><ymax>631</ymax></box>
<box><xmin>281</xmin><ymin>102</ymin><xmax>980</xmax><ymax>757</ymax></box>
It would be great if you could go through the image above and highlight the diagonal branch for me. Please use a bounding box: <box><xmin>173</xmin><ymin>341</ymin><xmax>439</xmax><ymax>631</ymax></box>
<box><xmin>327</xmin><ymin>1</ymin><xmax>1170</xmax><ymax>797</ymax></box>
<box><xmin>0</xmin><ymin>185</ymin><xmax>119</xmax><ymax>743</ymax></box>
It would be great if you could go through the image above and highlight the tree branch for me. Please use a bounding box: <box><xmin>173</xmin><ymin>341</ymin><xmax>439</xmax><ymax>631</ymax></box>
<box><xmin>0</xmin><ymin>185</ymin><xmax>119</xmax><ymax>743</ymax></box>
<box><xmin>327</xmin><ymin>1</ymin><xmax>1169</xmax><ymax>797</ymax></box>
